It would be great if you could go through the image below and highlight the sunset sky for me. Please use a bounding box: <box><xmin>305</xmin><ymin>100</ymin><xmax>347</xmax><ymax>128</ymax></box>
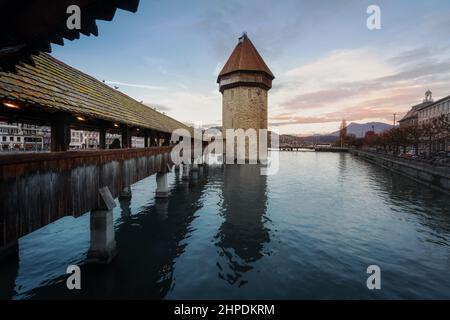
<box><xmin>52</xmin><ymin>0</ymin><xmax>450</xmax><ymax>135</ymax></box>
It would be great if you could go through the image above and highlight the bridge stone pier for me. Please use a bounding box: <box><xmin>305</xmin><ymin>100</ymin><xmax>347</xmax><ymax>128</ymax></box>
<box><xmin>155</xmin><ymin>171</ymin><xmax>169</xmax><ymax>198</ymax></box>
<box><xmin>87</xmin><ymin>187</ymin><xmax>117</xmax><ymax>264</ymax></box>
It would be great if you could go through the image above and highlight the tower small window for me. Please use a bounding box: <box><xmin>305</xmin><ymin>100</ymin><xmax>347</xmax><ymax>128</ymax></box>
<box><xmin>248</xmin><ymin>89</ymin><xmax>251</xmax><ymax>99</ymax></box>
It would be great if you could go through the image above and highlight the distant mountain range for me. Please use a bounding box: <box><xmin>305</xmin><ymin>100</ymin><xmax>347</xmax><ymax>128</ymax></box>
<box><xmin>278</xmin><ymin>122</ymin><xmax>393</xmax><ymax>145</ymax></box>
<box><xmin>205</xmin><ymin>122</ymin><xmax>393</xmax><ymax>145</ymax></box>
<box><xmin>329</xmin><ymin>122</ymin><xmax>393</xmax><ymax>138</ymax></box>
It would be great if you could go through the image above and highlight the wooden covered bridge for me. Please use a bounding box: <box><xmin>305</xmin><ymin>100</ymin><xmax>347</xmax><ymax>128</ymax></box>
<box><xmin>0</xmin><ymin>52</ymin><xmax>200</xmax><ymax>263</ymax></box>
<box><xmin>0</xmin><ymin>0</ymin><xmax>205</xmax><ymax>263</ymax></box>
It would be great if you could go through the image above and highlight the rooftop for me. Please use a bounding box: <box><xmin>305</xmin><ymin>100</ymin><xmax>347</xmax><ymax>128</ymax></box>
<box><xmin>399</xmin><ymin>102</ymin><xmax>428</xmax><ymax>122</ymax></box>
<box><xmin>217</xmin><ymin>34</ymin><xmax>274</xmax><ymax>82</ymax></box>
<box><xmin>0</xmin><ymin>53</ymin><xmax>191</xmax><ymax>134</ymax></box>
<box><xmin>0</xmin><ymin>0</ymin><xmax>140</xmax><ymax>72</ymax></box>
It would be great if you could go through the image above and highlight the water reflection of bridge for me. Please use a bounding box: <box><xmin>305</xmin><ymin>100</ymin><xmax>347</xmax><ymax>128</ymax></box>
<box><xmin>0</xmin><ymin>167</ymin><xmax>210</xmax><ymax>299</ymax></box>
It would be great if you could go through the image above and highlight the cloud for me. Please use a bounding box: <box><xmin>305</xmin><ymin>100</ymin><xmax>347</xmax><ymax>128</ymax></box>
<box><xmin>281</xmin><ymin>57</ymin><xmax>450</xmax><ymax>111</ymax></box>
<box><xmin>270</xmin><ymin>45</ymin><xmax>450</xmax><ymax>129</ymax></box>
<box><xmin>191</xmin><ymin>0</ymin><xmax>356</xmax><ymax>63</ymax></box>
<box><xmin>144</xmin><ymin>103</ymin><xmax>172</xmax><ymax>112</ymax></box>
<box><xmin>284</xmin><ymin>48</ymin><xmax>393</xmax><ymax>83</ymax></box>
<box><xmin>105</xmin><ymin>81</ymin><xmax>167</xmax><ymax>91</ymax></box>
<box><xmin>270</xmin><ymin>105</ymin><xmax>395</xmax><ymax>126</ymax></box>
<box><xmin>387</xmin><ymin>47</ymin><xmax>433</xmax><ymax>66</ymax></box>
<box><xmin>150</xmin><ymin>89</ymin><xmax>222</xmax><ymax>127</ymax></box>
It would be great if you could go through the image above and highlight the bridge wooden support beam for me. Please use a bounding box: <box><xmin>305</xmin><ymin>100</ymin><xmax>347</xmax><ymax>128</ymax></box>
<box><xmin>155</xmin><ymin>172</ymin><xmax>169</xmax><ymax>198</ymax></box>
<box><xmin>121</xmin><ymin>125</ymin><xmax>132</xmax><ymax>148</ymax></box>
<box><xmin>149</xmin><ymin>131</ymin><xmax>158</xmax><ymax>147</ymax></box>
<box><xmin>164</xmin><ymin>132</ymin><xmax>172</xmax><ymax>146</ymax></box>
<box><xmin>50</xmin><ymin>113</ymin><xmax>71</xmax><ymax>152</ymax></box>
<box><xmin>86</xmin><ymin>187</ymin><xmax>117</xmax><ymax>265</ymax></box>
<box><xmin>99</xmin><ymin>127</ymin><xmax>107</xmax><ymax>149</ymax></box>
<box><xmin>144</xmin><ymin>130</ymin><xmax>149</xmax><ymax>148</ymax></box>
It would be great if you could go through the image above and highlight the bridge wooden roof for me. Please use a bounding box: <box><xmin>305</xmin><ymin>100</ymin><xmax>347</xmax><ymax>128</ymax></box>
<box><xmin>0</xmin><ymin>53</ymin><xmax>192</xmax><ymax>134</ymax></box>
<box><xmin>0</xmin><ymin>0</ymin><xmax>140</xmax><ymax>72</ymax></box>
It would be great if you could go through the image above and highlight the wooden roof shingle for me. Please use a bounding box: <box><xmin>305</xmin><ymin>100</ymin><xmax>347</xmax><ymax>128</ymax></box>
<box><xmin>0</xmin><ymin>53</ymin><xmax>192</xmax><ymax>134</ymax></box>
<box><xmin>217</xmin><ymin>33</ymin><xmax>274</xmax><ymax>82</ymax></box>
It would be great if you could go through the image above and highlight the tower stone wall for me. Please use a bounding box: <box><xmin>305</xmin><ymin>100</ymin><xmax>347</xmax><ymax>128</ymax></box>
<box><xmin>222</xmin><ymin>86</ymin><xmax>267</xmax><ymax>133</ymax></box>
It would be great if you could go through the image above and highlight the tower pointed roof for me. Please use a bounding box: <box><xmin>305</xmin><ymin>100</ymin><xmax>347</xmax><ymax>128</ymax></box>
<box><xmin>217</xmin><ymin>33</ymin><xmax>274</xmax><ymax>82</ymax></box>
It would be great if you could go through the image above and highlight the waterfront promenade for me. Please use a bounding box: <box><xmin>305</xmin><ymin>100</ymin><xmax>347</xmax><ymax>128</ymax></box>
<box><xmin>351</xmin><ymin>149</ymin><xmax>450</xmax><ymax>194</ymax></box>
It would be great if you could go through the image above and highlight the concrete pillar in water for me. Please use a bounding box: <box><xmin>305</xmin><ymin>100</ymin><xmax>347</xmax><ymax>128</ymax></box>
<box><xmin>155</xmin><ymin>172</ymin><xmax>169</xmax><ymax>198</ymax></box>
<box><xmin>182</xmin><ymin>163</ymin><xmax>190</xmax><ymax>181</ymax></box>
<box><xmin>119</xmin><ymin>185</ymin><xmax>132</xmax><ymax>200</ymax></box>
<box><xmin>87</xmin><ymin>187</ymin><xmax>117</xmax><ymax>264</ymax></box>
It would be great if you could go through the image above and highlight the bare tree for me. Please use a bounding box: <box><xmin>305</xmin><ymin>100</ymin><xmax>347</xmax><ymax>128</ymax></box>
<box><xmin>339</xmin><ymin>120</ymin><xmax>347</xmax><ymax>147</ymax></box>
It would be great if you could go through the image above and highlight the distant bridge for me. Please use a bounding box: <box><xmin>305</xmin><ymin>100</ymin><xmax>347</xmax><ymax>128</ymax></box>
<box><xmin>278</xmin><ymin>145</ymin><xmax>315</xmax><ymax>151</ymax></box>
<box><xmin>277</xmin><ymin>145</ymin><xmax>349</xmax><ymax>152</ymax></box>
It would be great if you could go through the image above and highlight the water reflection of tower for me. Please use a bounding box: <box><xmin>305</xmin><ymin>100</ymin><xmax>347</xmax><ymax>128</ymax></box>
<box><xmin>338</xmin><ymin>152</ymin><xmax>348</xmax><ymax>183</ymax></box>
<box><xmin>215</xmin><ymin>164</ymin><xmax>270</xmax><ymax>286</ymax></box>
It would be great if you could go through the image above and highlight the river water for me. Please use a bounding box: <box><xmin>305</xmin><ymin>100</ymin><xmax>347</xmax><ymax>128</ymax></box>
<box><xmin>1</xmin><ymin>151</ymin><xmax>450</xmax><ymax>299</ymax></box>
